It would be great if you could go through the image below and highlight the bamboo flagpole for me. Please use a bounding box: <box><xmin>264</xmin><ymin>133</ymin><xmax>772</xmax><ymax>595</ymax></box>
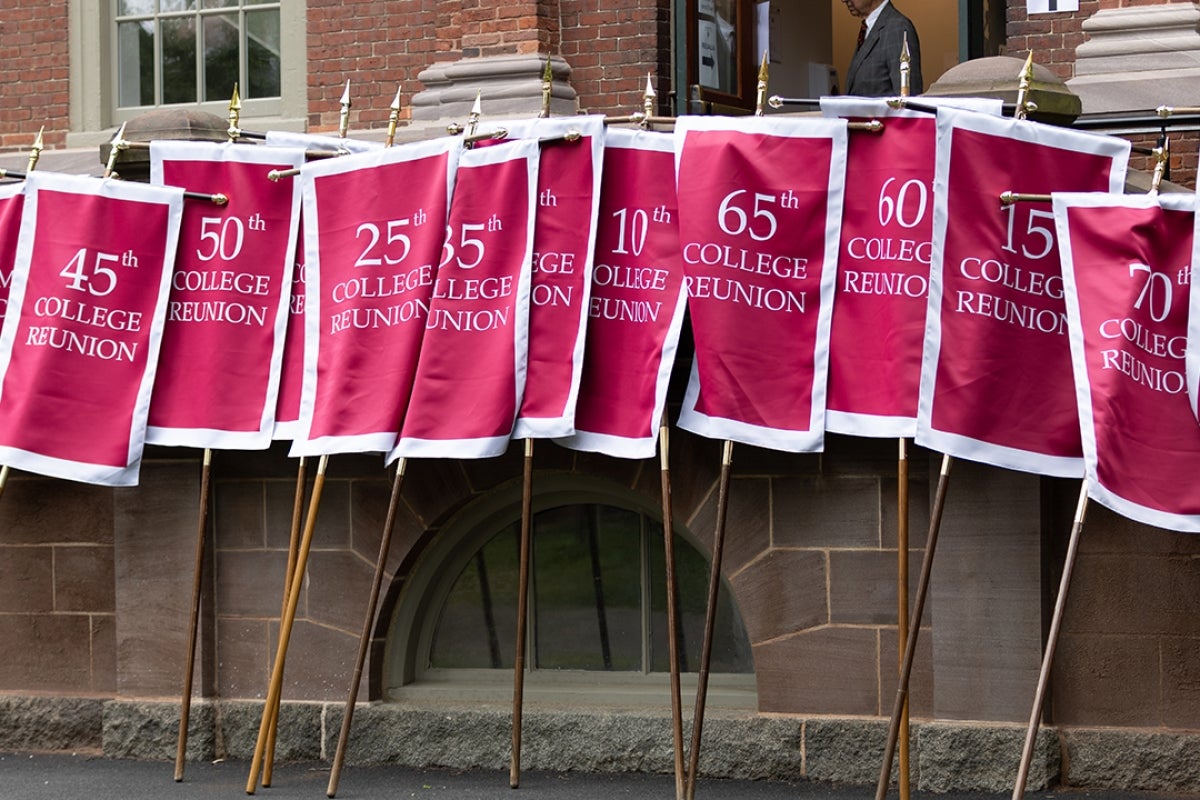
<box><xmin>246</xmin><ymin>453</ymin><xmax>329</xmax><ymax>795</ymax></box>
<box><xmin>875</xmin><ymin>453</ymin><xmax>953</xmax><ymax>800</ymax></box>
<box><xmin>326</xmin><ymin>458</ymin><xmax>408</xmax><ymax>798</ymax></box>
<box><xmin>261</xmin><ymin>455</ymin><xmax>309</xmax><ymax>787</ymax></box>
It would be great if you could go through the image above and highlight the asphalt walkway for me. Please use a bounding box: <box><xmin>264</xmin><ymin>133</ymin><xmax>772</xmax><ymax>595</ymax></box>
<box><xmin>0</xmin><ymin>752</ymin><xmax>1192</xmax><ymax>800</ymax></box>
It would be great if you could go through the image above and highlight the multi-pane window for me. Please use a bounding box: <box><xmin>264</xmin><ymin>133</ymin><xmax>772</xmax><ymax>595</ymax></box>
<box><xmin>430</xmin><ymin>503</ymin><xmax>753</xmax><ymax>674</ymax></box>
<box><xmin>115</xmin><ymin>0</ymin><xmax>281</xmax><ymax>109</ymax></box>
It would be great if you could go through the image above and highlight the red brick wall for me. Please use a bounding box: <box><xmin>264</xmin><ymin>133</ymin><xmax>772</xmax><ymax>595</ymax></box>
<box><xmin>0</xmin><ymin>1</ymin><xmax>70</xmax><ymax>152</ymax></box>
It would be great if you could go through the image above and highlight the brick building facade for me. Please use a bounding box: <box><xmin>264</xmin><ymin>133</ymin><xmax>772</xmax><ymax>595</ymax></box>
<box><xmin>1</xmin><ymin>1</ymin><xmax>1200</xmax><ymax>794</ymax></box>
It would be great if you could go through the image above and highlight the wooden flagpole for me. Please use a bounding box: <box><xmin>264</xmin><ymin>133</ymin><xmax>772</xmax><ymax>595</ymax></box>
<box><xmin>659</xmin><ymin>412</ymin><xmax>687</xmax><ymax>800</ymax></box>
<box><xmin>896</xmin><ymin>439</ymin><xmax>911</xmax><ymax>800</ymax></box>
<box><xmin>510</xmin><ymin>438</ymin><xmax>536</xmax><ymax>789</ymax></box>
<box><xmin>875</xmin><ymin>453</ymin><xmax>953</xmax><ymax>800</ymax></box>
<box><xmin>245</xmin><ymin>453</ymin><xmax>330</xmax><ymax>795</ymax></box>
<box><xmin>261</xmin><ymin>455</ymin><xmax>309</xmax><ymax>787</ymax></box>
<box><xmin>683</xmin><ymin>439</ymin><xmax>734</xmax><ymax>800</ymax></box>
<box><xmin>1012</xmin><ymin>483</ymin><xmax>1088</xmax><ymax>800</ymax></box>
<box><xmin>326</xmin><ymin>458</ymin><xmax>408</xmax><ymax>798</ymax></box>
<box><xmin>173</xmin><ymin>448</ymin><xmax>213</xmax><ymax>781</ymax></box>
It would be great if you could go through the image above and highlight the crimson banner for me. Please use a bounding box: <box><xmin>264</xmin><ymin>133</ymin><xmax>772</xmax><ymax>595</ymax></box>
<box><xmin>0</xmin><ymin>183</ymin><xmax>23</xmax><ymax>329</ymax></box>
<box><xmin>916</xmin><ymin>108</ymin><xmax>1130</xmax><ymax>477</ymax></box>
<box><xmin>292</xmin><ymin>137</ymin><xmax>460</xmax><ymax>456</ymax></box>
<box><xmin>495</xmin><ymin>116</ymin><xmax>604</xmax><ymax>440</ymax></box>
<box><xmin>149</xmin><ymin>141</ymin><xmax>304</xmax><ymax>448</ymax></box>
<box><xmin>556</xmin><ymin>128</ymin><xmax>687</xmax><ymax>459</ymax></box>
<box><xmin>391</xmin><ymin>138</ymin><xmax>539</xmax><ymax>460</ymax></box>
<box><xmin>1056</xmin><ymin>193</ymin><xmax>1200</xmax><ymax>532</ymax></box>
<box><xmin>820</xmin><ymin>98</ymin><xmax>999</xmax><ymax>438</ymax></box>
<box><xmin>272</xmin><ymin>217</ymin><xmax>306</xmax><ymax>440</ymax></box>
<box><xmin>674</xmin><ymin>116</ymin><xmax>845</xmax><ymax>452</ymax></box>
<box><xmin>0</xmin><ymin>172</ymin><xmax>182</xmax><ymax>485</ymax></box>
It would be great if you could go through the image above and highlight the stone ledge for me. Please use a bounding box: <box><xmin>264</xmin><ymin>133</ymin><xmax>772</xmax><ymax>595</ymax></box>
<box><xmin>6</xmin><ymin>696</ymin><xmax>1200</xmax><ymax>793</ymax></box>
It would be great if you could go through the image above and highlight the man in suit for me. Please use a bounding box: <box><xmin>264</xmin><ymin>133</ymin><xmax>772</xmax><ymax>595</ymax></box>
<box><xmin>843</xmin><ymin>0</ymin><xmax>923</xmax><ymax>97</ymax></box>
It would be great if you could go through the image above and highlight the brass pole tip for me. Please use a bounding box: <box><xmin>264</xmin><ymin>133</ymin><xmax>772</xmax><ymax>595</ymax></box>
<box><xmin>213</xmin><ymin>193</ymin><xmax>229</xmax><ymax>206</ymax></box>
<box><xmin>767</xmin><ymin>95</ymin><xmax>783</xmax><ymax>109</ymax></box>
<box><xmin>999</xmin><ymin>191</ymin><xmax>1017</xmax><ymax>206</ymax></box>
<box><xmin>1156</xmin><ymin>105</ymin><xmax>1172</xmax><ymax>119</ymax></box>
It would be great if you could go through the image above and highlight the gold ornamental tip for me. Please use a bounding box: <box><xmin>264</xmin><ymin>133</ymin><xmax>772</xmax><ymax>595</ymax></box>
<box><xmin>758</xmin><ymin>50</ymin><xmax>769</xmax><ymax>82</ymax></box>
<box><xmin>470</xmin><ymin>90</ymin><xmax>483</xmax><ymax>117</ymax></box>
<box><xmin>338</xmin><ymin>79</ymin><xmax>352</xmax><ymax>139</ymax></box>
<box><xmin>27</xmin><ymin>126</ymin><xmax>44</xmax><ymax>173</ymax></box>
<box><xmin>227</xmin><ymin>84</ymin><xmax>243</xmax><ymax>140</ymax></box>
<box><xmin>104</xmin><ymin>122</ymin><xmax>129</xmax><ymax>178</ymax></box>
<box><xmin>386</xmin><ymin>85</ymin><xmax>402</xmax><ymax>148</ymax></box>
<box><xmin>389</xmin><ymin>85</ymin><xmax>402</xmax><ymax>114</ymax></box>
<box><xmin>642</xmin><ymin>74</ymin><xmax>656</xmax><ymax>121</ymax></box>
<box><xmin>339</xmin><ymin>79</ymin><xmax>352</xmax><ymax>109</ymax></box>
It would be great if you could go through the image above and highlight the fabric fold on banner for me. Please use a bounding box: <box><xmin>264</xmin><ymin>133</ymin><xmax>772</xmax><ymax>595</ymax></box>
<box><xmin>272</xmin><ymin>217</ymin><xmax>306</xmax><ymax>440</ymax></box>
<box><xmin>916</xmin><ymin>107</ymin><xmax>1130</xmax><ymax>477</ymax></box>
<box><xmin>487</xmin><ymin>116</ymin><xmax>604</xmax><ymax>440</ymax></box>
<box><xmin>674</xmin><ymin>116</ymin><xmax>846</xmax><ymax>452</ymax></box>
<box><xmin>391</xmin><ymin>138</ymin><xmax>540</xmax><ymax>461</ymax></box>
<box><xmin>292</xmin><ymin>137</ymin><xmax>460</xmax><ymax>457</ymax></box>
<box><xmin>820</xmin><ymin>97</ymin><xmax>1001</xmax><ymax>438</ymax></box>
<box><xmin>0</xmin><ymin>172</ymin><xmax>182</xmax><ymax>486</ymax></box>
<box><xmin>0</xmin><ymin>183</ymin><xmax>24</xmax><ymax>330</ymax></box>
<box><xmin>148</xmin><ymin>140</ymin><xmax>304</xmax><ymax>449</ymax></box>
<box><xmin>556</xmin><ymin>128</ymin><xmax>687</xmax><ymax>460</ymax></box>
<box><xmin>1057</xmin><ymin>192</ymin><xmax>1200</xmax><ymax>532</ymax></box>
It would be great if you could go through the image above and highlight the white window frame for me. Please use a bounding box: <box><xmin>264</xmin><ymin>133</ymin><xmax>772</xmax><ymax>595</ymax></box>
<box><xmin>67</xmin><ymin>0</ymin><xmax>307</xmax><ymax>147</ymax></box>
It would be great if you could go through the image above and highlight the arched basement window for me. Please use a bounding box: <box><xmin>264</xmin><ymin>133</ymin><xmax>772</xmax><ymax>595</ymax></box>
<box><xmin>383</xmin><ymin>475</ymin><xmax>755</xmax><ymax>705</ymax></box>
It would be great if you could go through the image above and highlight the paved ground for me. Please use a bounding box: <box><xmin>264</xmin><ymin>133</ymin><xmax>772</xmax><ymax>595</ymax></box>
<box><xmin>0</xmin><ymin>752</ymin><xmax>1192</xmax><ymax>800</ymax></box>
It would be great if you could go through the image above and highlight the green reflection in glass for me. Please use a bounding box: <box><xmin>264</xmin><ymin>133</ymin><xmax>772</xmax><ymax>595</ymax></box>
<box><xmin>161</xmin><ymin>16</ymin><xmax>197</xmax><ymax>103</ymax></box>
<box><xmin>202</xmin><ymin>13</ymin><xmax>239</xmax><ymax>101</ymax></box>
<box><xmin>245</xmin><ymin>9</ymin><xmax>281</xmax><ymax>98</ymax></box>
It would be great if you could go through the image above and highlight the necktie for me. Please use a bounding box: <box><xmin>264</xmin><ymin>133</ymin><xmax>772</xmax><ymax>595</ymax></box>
<box><xmin>857</xmin><ymin>20</ymin><xmax>867</xmax><ymax>50</ymax></box>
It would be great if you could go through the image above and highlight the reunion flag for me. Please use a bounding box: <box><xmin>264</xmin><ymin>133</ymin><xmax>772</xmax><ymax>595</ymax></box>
<box><xmin>674</xmin><ymin>116</ymin><xmax>846</xmax><ymax>452</ymax></box>
<box><xmin>820</xmin><ymin>98</ymin><xmax>1000</xmax><ymax>438</ymax></box>
<box><xmin>1056</xmin><ymin>193</ymin><xmax>1200</xmax><ymax>532</ymax></box>
<box><xmin>391</xmin><ymin>137</ymin><xmax>540</xmax><ymax>461</ymax></box>
<box><xmin>0</xmin><ymin>172</ymin><xmax>182</xmax><ymax>486</ymax></box>
<box><xmin>292</xmin><ymin>136</ymin><xmax>460</xmax><ymax>457</ymax></box>
<box><xmin>0</xmin><ymin>183</ymin><xmax>24</xmax><ymax>329</ymax></box>
<box><xmin>916</xmin><ymin>107</ymin><xmax>1130</xmax><ymax>477</ymax></box>
<box><xmin>492</xmin><ymin>116</ymin><xmax>604</xmax><ymax>440</ymax></box>
<box><xmin>149</xmin><ymin>141</ymin><xmax>304</xmax><ymax>449</ymax></box>
<box><xmin>556</xmin><ymin>127</ymin><xmax>687</xmax><ymax>460</ymax></box>
<box><xmin>272</xmin><ymin>217</ymin><xmax>306</xmax><ymax>440</ymax></box>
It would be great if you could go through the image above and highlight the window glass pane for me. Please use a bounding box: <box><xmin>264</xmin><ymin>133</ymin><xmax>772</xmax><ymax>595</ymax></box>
<box><xmin>117</xmin><ymin>20</ymin><xmax>156</xmax><ymax>107</ymax></box>
<box><xmin>649</xmin><ymin>529</ymin><xmax>754</xmax><ymax>674</ymax></box>
<box><xmin>430</xmin><ymin>523</ymin><xmax>518</xmax><ymax>669</ymax></box>
<box><xmin>202</xmin><ymin>12</ymin><xmax>239</xmax><ymax>101</ymax></box>
<box><xmin>118</xmin><ymin>0</ymin><xmax>157</xmax><ymax>15</ymax></box>
<box><xmin>160</xmin><ymin>0</ymin><xmax>197</xmax><ymax>11</ymax></box>
<box><xmin>533</xmin><ymin>505</ymin><xmax>643</xmax><ymax>671</ymax></box>
<box><xmin>245</xmin><ymin>9</ymin><xmax>281</xmax><ymax>98</ymax></box>
<box><xmin>160</xmin><ymin>16</ymin><xmax>197</xmax><ymax>103</ymax></box>
<box><xmin>202</xmin><ymin>0</ymin><xmax>239</xmax><ymax>7</ymax></box>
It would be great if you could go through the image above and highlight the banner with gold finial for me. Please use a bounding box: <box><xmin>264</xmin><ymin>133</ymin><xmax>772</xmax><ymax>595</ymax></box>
<box><xmin>555</xmin><ymin>127</ymin><xmax>687</xmax><ymax>460</ymax></box>
<box><xmin>1056</xmin><ymin>192</ymin><xmax>1200</xmax><ymax>531</ymax></box>
<box><xmin>485</xmin><ymin>116</ymin><xmax>605</xmax><ymax>440</ymax></box>
<box><xmin>0</xmin><ymin>171</ymin><xmax>183</xmax><ymax>486</ymax></box>
<box><xmin>916</xmin><ymin>106</ymin><xmax>1130</xmax><ymax>477</ymax></box>
<box><xmin>148</xmin><ymin>141</ymin><xmax>305</xmax><ymax>449</ymax></box>
<box><xmin>390</xmin><ymin>137</ymin><xmax>540</xmax><ymax>461</ymax></box>
<box><xmin>819</xmin><ymin>97</ymin><xmax>1001</xmax><ymax>438</ymax></box>
<box><xmin>0</xmin><ymin>183</ymin><xmax>24</xmax><ymax>330</ymax></box>
<box><xmin>673</xmin><ymin>115</ymin><xmax>846</xmax><ymax>452</ymax></box>
<box><xmin>290</xmin><ymin>136</ymin><xmax>461</xmax><ymax>457</ymax></box>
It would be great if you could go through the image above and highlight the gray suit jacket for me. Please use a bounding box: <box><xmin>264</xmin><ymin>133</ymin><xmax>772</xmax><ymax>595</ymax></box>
<box><xmin>845</xmin><ymin>3</ymin><xmax>923</xmax><ymax>97</ymax></box>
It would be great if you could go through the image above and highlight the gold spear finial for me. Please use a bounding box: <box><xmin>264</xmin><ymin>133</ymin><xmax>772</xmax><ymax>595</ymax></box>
<box><xmin>1015</xmin><ymin>52</ymin><xmax>1035</xmax><ymax>120</ymax></box>
<box><xmin>385</xmin><ymin>85</ymin><xmax>402</xmax><ymax>148</ymax></box>
<box><xmin>1150</xmin><ymin>135</ymin><xmax>1169</xmax><ymax>194</ymax></box>
<box><xmin>26</xmin><ymin>126</ymin><xmax>44</xmax><ymax>173</ymax></box>
<box><xmin>338</xmin><ymin>79</ymin><xmax>352</xmax><ymax>139</ymax></box>
<box><xmin>228</xmin><ymin>84</ymin><xmax>242</xmax><ymax>141</ymax></box>
<box><xmin>103</xmin><ymin>122</ymin><xmax>128</xmax><ymax>178</ymax></box>
<box><xmin>642</xmin><ymin>74</ymin><xmax>656</xmax><ymax>124</ymax></box>
<box><xmin>900</xmin><ymin>34</ymin><xmax>912</xmax><ymax>98</ymax></box>
<box><xmin>755</xmin><ymin>51</ymin><xmax>769</xmax><ymax>116</ymax></box>
<box><xmin>540</xmin><ymin>58</ymin><xmax>554</xmax><ymax>118</ymax></box>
